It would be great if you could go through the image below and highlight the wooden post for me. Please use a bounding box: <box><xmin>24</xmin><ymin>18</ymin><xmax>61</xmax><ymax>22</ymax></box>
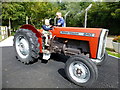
<box><xmin>84</xmin><ymin>11</ymin><xmax>87</xmax><ymax>28</ymax></box>
<box><xmin>8</xmin><ymin>18</ymin><xmax>11</xmax><ymax>36</ymax></box>
<box><xmin>84</xmin><ymin>4</ymin><xmax>92</xmax><ymax>28</ymax></box>
<box><xmin>26</xmin><ymin>16</ymin><xmax>28</xmax><ymax>24</ymax></box>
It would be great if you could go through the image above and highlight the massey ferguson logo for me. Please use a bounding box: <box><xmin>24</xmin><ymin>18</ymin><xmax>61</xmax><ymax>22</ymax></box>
<box><xmin>60</xmin><ymin>31</ymin><xmax>95</xmax><ymax>37</ymax></box>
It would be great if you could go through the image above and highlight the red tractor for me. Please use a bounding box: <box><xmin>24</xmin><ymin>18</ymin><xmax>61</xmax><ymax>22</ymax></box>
<box><xmin>13</xmin><ymin>24</ymin><xmax>108</xmax><ymax>87</ymax></box>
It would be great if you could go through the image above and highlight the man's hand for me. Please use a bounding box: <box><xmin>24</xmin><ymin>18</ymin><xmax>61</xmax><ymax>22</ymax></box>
<box><xmin>49</xmin><ymin>25</ymin><xmax>53</xmax><ymax>27</ymax></box>
<box><xmin>58</xmin><ymin>23</ymin><xmax>61</xmax><ymax>26</ymax></box>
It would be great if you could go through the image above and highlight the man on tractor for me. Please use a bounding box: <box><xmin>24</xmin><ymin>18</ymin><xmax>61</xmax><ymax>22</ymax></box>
<box><xmin>56</xmin><ymin>12</ymin><xmax>65</xmax><ymax>27</ymax></box>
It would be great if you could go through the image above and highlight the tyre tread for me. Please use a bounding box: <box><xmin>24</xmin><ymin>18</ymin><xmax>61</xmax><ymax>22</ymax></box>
<box><xmin>13</xmin><ymin>29</ymin><xmax>40</xmax><ymax>64</ymax></box>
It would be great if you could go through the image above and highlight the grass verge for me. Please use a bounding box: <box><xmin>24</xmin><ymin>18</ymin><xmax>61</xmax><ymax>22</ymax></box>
<box><xmin>106</xmin><ymin>48</ymin><xmax>120</xmax><ymax>58</ymax></box>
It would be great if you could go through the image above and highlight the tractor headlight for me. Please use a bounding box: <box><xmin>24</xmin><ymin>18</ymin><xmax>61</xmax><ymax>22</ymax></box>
<box><xmin>97</xmin><ymin>29</ymin><xmax>108</xmax><ymax>59</ymax></box>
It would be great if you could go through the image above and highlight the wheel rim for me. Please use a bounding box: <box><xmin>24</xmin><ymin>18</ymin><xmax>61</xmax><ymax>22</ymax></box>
<box><xmin>69</xmin><ymin>61</ymin><xmax>90</xmax><ymax>83</ymax></box>
<box><xmin>15</xmin><ymin>35</ymin><xmax>29</xmax><ymax>59</ymax></box>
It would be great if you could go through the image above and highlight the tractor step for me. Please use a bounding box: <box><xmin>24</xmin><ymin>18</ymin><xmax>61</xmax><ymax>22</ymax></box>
<box><xmin>42</xmin><ymin>50</ymin><xmax>51</xmax><ymax>60</ymax></box>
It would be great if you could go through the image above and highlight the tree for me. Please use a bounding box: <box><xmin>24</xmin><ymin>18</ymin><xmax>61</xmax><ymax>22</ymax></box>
<box><xmin>87</xmin><ymin>2</ymin><xmax>120</xmax><ymax>35</ymax></box>
<box><xmin>61</xmin><ymin>2</ymin><xmax>120</xmax><ymax>35</ymax></box>
<box><xmin>2</xmin><ymin>2</ymin><xmax>120</xmax><ymax>35</ymax></box>
<box><xmin>2</xmin><ymin>2</ymin><xmax>60</xmax><ymax>29</ymax></box>
<box><xmin>2</xmin><ymin>2</ymin><xmax>26</xmax><ymax>29</ymax></box>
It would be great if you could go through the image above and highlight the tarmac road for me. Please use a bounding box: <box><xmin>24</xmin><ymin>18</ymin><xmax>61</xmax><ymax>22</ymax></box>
<box><xmin>1</xmin><ymin>46</ymin><xmax>119</xmax><ymax>88</ymax></box>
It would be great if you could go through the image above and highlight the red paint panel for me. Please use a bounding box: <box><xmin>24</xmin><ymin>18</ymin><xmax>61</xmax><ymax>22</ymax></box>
<box><xmin>52</xmin><ymin>27</ymin><xmax>102</xmax><ymax>58</ymax></box>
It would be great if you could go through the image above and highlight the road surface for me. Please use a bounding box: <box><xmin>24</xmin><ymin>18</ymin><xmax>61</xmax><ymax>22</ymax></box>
<box><xmin>1</xmin><ymin>46</ymin><xmax>119</xmax><ymax>88</ymax></box>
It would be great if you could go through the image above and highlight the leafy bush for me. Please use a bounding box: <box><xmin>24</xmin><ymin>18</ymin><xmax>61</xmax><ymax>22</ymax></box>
<box><xmin>11</xmin><ymin>31</ymin><xmax>15</xmax><ymax>36</ymax></box>
<box><xmin>113</xmin><ymin>36</ymin><xmax>120</xmax><ymax>43</ymax></box>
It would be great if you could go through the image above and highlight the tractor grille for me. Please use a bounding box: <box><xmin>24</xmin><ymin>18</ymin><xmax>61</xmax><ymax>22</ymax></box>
<box><xmin>97</xmin><ymin>29</ymin><xmax>108</xmax><ymax>59</ymax></box>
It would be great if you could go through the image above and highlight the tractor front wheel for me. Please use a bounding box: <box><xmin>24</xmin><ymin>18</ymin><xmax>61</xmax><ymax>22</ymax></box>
<box><xmin>13</xmin><ymin>29</ymin><xmax>40</xmax><ymax>64</ymax></box>
<box><xmin>96</xmin><ymin>51</ymin><xmax>108</xmax><ymax>66</ymax></box>
<box><xmin>65</xmin><ymin>55</ymin><xmax>98</xmax><ymax>87</ymax></box>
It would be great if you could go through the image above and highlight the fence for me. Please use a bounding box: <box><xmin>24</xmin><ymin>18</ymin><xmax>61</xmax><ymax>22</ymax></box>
<box><xmin>0</xmin><ymin>26</ymin><xmax>11</xmax><ymax>41</ymax></box>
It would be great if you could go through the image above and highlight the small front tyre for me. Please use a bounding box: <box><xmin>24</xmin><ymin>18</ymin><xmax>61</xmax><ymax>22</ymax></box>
<box><xmin>65</xmin><ymin>55</ymin><xmax>98</xmax><ymax>87</ymax></box>
<box><xmin>96</xmin><ymin>51</ymin><xmax>108</xmax><ymax>66</ymax></box>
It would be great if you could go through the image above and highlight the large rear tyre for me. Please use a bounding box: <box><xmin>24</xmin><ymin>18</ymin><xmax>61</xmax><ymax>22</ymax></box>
<box><xmin>65</xmin><ymin>55</ymin><xmax>98</xmax><ymax>87</ymax></box>
<box><xmin>13</xmin><ymin>29</ymin><xmax>40</xmax><ymax>64</ymax></box>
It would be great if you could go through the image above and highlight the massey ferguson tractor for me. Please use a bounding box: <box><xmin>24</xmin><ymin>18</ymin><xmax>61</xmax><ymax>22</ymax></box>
<box><xmin>13</xmin><ymin>24</ymin><xmax>108</xmax><ymax>87</ymax></box>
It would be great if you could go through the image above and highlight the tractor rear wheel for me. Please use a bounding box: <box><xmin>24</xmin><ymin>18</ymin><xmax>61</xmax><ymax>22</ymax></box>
<box><xmin>13</xmin><ymin>29</ymin><xmax>40</xmax><ymax>64</ymax></box>
<box><xmin>65</xmin><ymin>55</ymin><xmax>98</xmax><ymax>87</ymax></box>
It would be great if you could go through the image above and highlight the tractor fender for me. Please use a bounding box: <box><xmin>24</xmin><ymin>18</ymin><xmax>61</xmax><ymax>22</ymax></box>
<box><xmin>20</xmin><ymin>24</ymin><xmax>43</xmax><ymax>53</ymax></box>
<box><xmin>20</xmin><ymin>24</ymin><xmax>42</xmax><ymax>37</ymax></box>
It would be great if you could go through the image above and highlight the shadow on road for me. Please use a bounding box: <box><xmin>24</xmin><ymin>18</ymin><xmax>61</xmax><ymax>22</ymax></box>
<box><xmin>50</xmin><ymin>53</ymin><xmax>69</xmax><ymax>63</ymax></box>
<box><xmin>58</xmin><ymin>68</ymin><xmax>68</xmax><ymax>80</ymax></box>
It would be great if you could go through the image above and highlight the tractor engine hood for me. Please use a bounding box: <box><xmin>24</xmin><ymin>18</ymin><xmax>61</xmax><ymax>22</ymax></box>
<box><xmin>51</xmin><ymin>27</ymin><xmax>108</xmax><ymax>59</ymax></box>
<box><xmin>52</xmin><ymin>27</ymin><xmax>102</xmax><ymax>39</ymax></box>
